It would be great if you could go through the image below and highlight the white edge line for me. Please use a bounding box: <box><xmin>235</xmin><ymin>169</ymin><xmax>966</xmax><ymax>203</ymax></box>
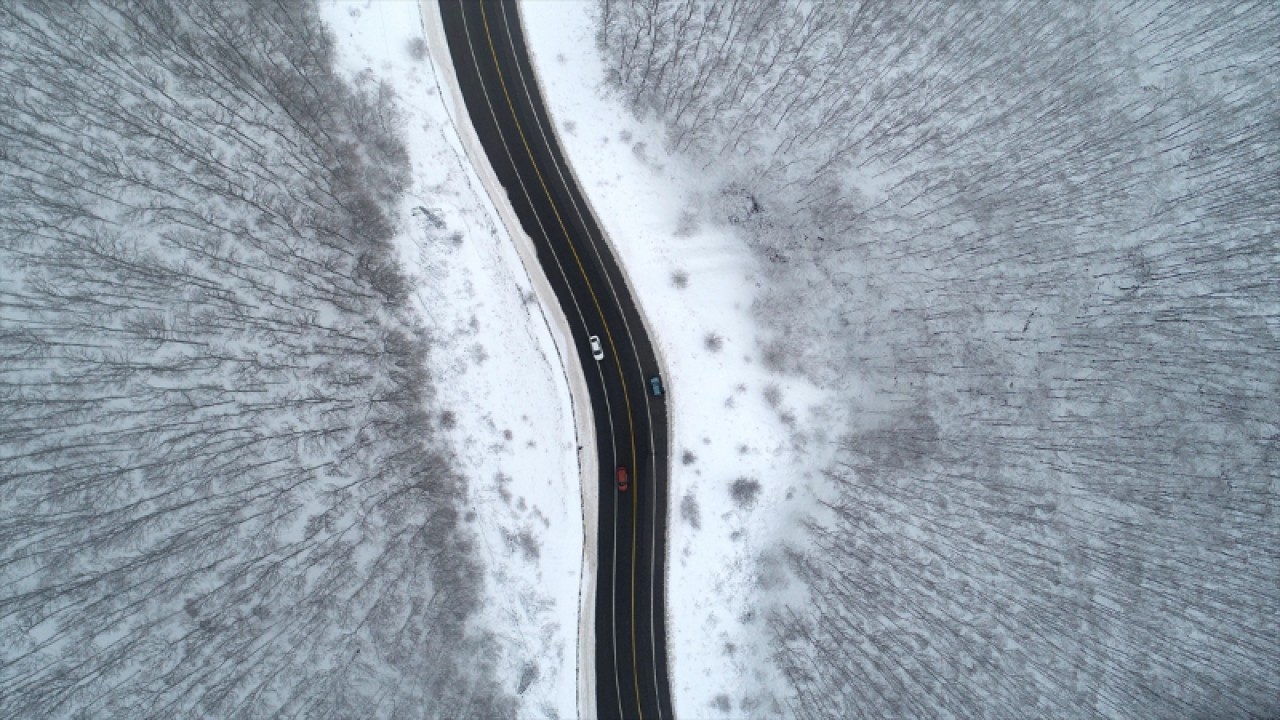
<box><xmin>418</xmin><ymin>3</ymin><xmax>599</xmax><ymax>718</ymax></box>
<box><xmin>493</xmin><ymin>5</ymin><xmax>662</xmax><ymax>718</ymax></box>
<box><xmin>453</xmin><ymin>3</ymin><xmax>627</xmax><ymax>717</ymax></box>
<box><xmin>486</xmin><ymin>4</ymin><xmax>652</xmax><ymax>718</ymax></box>
<box><xmin>511</xmin><ymin>3</ymin><xmax>678</xmax><ymax>718</ymax></box>
<box><xmin>452</xmin><ymin>4</ymin><xmax>625</xmax><ymax>717</ymax></box>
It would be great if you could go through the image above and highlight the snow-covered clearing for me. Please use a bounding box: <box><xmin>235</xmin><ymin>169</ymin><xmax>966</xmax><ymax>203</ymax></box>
<box><xmin>520</xmin><ymin>2</ymin><xmax>843</xmax><ymax>714</ymax></box>
<box><xmin>320</xmin><ymin>2</ymin><xmax>589</xmax><ymax>716</ymax></box>
<box><xmin>321</xmin><ymin>0</ymin><xmax>836</xmax><ymax>713</ymax></box>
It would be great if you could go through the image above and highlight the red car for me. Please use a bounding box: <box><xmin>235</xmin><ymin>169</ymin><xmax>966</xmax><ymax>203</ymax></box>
<box><xmin>616</xmin><ymin>466</ymin><xmax>629</xmax><ymax>492</ymax></box>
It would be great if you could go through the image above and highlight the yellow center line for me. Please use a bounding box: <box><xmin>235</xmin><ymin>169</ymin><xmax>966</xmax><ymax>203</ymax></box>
<box><xmin>476</xmin><ymin>3</ymin><xmax>644</xmax><ymax>718</ymax></box>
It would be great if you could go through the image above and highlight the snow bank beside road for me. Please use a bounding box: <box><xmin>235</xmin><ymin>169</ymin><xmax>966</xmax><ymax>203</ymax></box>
<box><xmin>320</xmin><ymin>2</ymin><xmax>590</xmax><ymax>717</ymax></box>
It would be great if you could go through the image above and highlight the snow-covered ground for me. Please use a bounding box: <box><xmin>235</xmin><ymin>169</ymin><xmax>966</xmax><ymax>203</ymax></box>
<box><xmin>519</xmin><ymin>2</ymin><xmax>843</xmax><ymax>715</ymax></box>
<box><xmin>319</xmin><ymin>3</ymin><xmax>590</xmax><ymax>717</ymax></box>
<box><xmin>320</xmin><ymin>0</ymin><xmax>838</xmax><ymax>715</ymax></box>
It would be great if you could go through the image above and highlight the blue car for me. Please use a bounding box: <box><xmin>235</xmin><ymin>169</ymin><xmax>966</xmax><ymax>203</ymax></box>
<box><xmin>649</xmin><ymin>375</ymin><xmax>664</xmax><ymax>397</ymax></box>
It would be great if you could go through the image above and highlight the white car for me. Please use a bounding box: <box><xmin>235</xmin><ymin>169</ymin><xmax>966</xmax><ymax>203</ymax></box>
<box><xmin>589</xmin><ymin>335</ymin><xmax>604</xmax><ymax>361</ymax></box>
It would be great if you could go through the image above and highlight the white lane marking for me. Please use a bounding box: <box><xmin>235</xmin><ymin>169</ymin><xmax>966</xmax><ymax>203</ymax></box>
<box><xmin>455</xmin><ymin>4</ymin><xmax>625</xmax><ymax>717</ymax></box>
<box><xmin>494</xmin><ymin>4</ymin><xmax>665</xmax><ymax>717</ymax></box>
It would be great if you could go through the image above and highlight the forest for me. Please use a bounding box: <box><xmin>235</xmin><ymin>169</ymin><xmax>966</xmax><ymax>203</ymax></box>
<box><xmin>0</xmin><ymin>1</ymin><xmax>511</xmax><ymax>717</ymax></box>
<box><xmin>599</xmin><ymin>0</ymin><xmax>1279</xmax><ymax>717</ymax></box>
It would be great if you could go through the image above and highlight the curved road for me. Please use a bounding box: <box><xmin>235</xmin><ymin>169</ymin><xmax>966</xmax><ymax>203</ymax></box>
<box><xmin>437</xmin><ymin>2</ymin><xmax>673</xmax><ymax>719</ymax></box>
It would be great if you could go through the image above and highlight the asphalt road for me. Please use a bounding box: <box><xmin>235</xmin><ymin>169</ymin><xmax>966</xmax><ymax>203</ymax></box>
<box><xmin>436</xmin><ymin>2</ymin><xmax>674</xmax><ymax>718</ymax></box>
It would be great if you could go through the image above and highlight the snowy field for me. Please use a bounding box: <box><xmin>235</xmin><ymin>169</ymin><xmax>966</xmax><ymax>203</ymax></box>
<box><xmin>319</xmin><ymin>2</ymin><xmax>588</xmax><ymax>716</ymax></box>
<box><xmin>322</xmin><ymin>1</ymin><xmax>850</xmax><ymax>715</ymax></box>
<box><xmin>519</xmin><ymin>2</ymin><xmax>842</xmax><ymax>714</ymax></box>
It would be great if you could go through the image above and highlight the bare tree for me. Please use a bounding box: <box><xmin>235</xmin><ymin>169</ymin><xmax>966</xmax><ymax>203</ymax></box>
<box><xmin>0</xmin><ymin>1</ymin><xmax>512</xmax><ymax>717</ymax></box>
<box><xmin>601</xmin><ymin>1</ymin><xmax>1280</xmax><ymax>717</ymax></box>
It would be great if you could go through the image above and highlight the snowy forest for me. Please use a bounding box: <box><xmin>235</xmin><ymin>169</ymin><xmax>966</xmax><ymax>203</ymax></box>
<box><xmin>599</xmin><ymin>0</ymin><xmax>1278</xmax><ymax>717</ymax></box>
<box><xmin>0</xmin><ymin>1</ymin><xmax>511</xmax><ymax>717</ymax></box>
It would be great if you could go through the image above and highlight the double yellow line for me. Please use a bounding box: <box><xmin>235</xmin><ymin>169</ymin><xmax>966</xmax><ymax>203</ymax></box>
<box><xmin>474</xmin><ymin>3</ymin><xmax>644</xmax><ymax>717</ymax></box>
